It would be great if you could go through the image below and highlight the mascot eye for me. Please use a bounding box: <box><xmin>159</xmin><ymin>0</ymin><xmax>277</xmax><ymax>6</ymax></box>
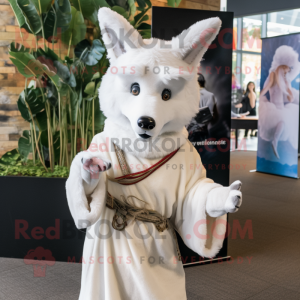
<box><xmin>131</xmin><ymin>83</ymin><xmax>140</xmax><ymax>96</ymax></box>
<box><xmin>162</xmin><ymin>89</ymin><xmax>171</xmax><ymax>101</ymax></box>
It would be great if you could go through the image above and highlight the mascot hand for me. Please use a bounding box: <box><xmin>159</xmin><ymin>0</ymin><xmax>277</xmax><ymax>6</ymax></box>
<box><xmin>67</xmin><ymin>153</ymin><xmax>112</xmax><ymax>228</ymax></box>
<box><xmin>206</xmin><ymin>180</ymin><xmax>242</xmax><ymax>218</ymax></box>
<box><xmin>81</xmin><ymin>156</ymin><xmax>111</xmax><ymax>192</ymax></box>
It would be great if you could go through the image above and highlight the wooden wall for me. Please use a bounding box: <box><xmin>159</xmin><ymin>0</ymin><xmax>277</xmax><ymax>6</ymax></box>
<box><xmin>0</xmin><ymin>0</ymin><xmax>27</xmax><ymax>157</ymax></box>
<box><xmin>0</xmin><ymin>0</ymin><xmax>220</xmax><ymax>157</ymax></box>
<box><xmin>149</xmin><ymin>0</ymin><xmax>221</xmax><ymax>20</ymax></box>
<box><xmin>178</xmin><ymin>0</ymin><xmax>220</xmax><ymax>10</ymax></box>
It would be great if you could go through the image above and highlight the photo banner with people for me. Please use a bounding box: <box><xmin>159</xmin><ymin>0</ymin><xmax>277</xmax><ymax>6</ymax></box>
<box><xmin>152</xmin><ymin>7</ymin><xmax>233</xmax><ymax>263</ymax></box>
<box><xmin>257</xmin><ymin>34</ymin><xmax>300</xmax><ymax>178</ymax></box>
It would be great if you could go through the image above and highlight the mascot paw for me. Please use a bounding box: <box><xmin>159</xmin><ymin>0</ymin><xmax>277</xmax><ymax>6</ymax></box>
<box><xmin>225</xmin><ymin>180</ymin><xmax>242</xmax><ymax>213</ymax></box>
<box><xmin>82</xmin><ymin>157</ymin><xmax>111</xmax><ymax>173</ymax></box>
<box><xmin>81</xmin><ymin>156</ymin><xmax>111</xmax><ymax>184</ymax></box>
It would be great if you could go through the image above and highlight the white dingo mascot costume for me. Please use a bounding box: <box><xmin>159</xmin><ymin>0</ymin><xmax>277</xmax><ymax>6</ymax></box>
<box><xmin>66</xmin><ymin>7</ymin><xmax>242</xmax><ymax>300</ymax></box>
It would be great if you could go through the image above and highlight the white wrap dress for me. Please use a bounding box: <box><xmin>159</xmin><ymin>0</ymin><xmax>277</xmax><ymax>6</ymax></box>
<box><xmin>66</xmin><ymin>130</ymin><xmax>227</xmax><ymax>300</ymax></box>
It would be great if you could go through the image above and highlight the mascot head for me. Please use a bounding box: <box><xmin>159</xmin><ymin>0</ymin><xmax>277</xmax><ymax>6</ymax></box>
<box><xmin>98</xmin><ymin>8</ymin><xmax>221</xmax><ymax>142</ymax></box>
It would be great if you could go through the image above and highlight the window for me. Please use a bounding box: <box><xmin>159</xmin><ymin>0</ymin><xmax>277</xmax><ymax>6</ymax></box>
<box><xmin>242</xmin><ymin>54</ymin><xmax>261</xmax><ymax>92</ymax></box>
<box><xmin>232</xmin><ymin>52</ymin><xmax>237</xmax><ymax>76</ymax></box>
<box><xmin>233</xmin><ymin>9</ymin><xmax>300</xmax><ymax>99</ymax></box>
<box><xmin>233</xmin><ymin>15</ymin><xmax>263</xmax><ymax>93</ymax></box>
<box><xmin>267</xmin><ymin>9</ymin><xmax>300</xmax><ymax>37</ymax></box>
<box><xmin>242</xmin><ymin>15</ymin><xmax>262</xmax><ymax>52</ymax></box>
<box><xmin>232</xmin><ymin>52</ymin><xmax>243</xmax><ymax>106</ymax></box>
<box><xmin>233</xmin><ymin>18</ymin><xmax>238</xmax><ymax>50</ymax></box>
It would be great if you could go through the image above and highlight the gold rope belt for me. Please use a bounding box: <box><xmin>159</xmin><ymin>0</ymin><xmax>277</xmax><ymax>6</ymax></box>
<box><xmin>105</xmin><ymin>144</ymin><xmax>181</xmax><ymax>261</ymax></box>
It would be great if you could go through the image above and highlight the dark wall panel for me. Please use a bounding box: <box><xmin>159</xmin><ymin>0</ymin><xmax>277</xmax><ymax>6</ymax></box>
<box><xmin>228</xmin><ymin>0</ymin><xmax>300</xmax><ymax>17</ymax></box>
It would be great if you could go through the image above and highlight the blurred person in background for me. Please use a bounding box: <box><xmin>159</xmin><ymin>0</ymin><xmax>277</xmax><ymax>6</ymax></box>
<box><xmin>240</xmin><ymin>81</ymin><xmax>257</xmax><ymax>137</ymax></box>
<box><xmin>198</xmin><ymin>73</ymin><xmax>216</xmax><ymax>115</ymax></box>
<box><xmin>187</xmin><ymin>73</ymin><xmax>218</xmax><ymax>141</ymax></box>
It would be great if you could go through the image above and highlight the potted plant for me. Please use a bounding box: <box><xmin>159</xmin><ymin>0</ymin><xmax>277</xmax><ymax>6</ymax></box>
<box><xmin>0</xmin><ymin>0</ymin><xmax>179</xmax><ymax>262</ymax></box>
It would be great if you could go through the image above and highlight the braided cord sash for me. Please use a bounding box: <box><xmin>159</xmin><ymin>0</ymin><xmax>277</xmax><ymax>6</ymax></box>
<box><xmin>105</xmin><ymin>144</ymin><xmax>181</xmax><ymax>261</ymax></box>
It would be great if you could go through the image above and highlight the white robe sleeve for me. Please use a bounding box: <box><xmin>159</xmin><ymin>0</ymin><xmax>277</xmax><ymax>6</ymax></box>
<box><xmin>174</xmin><ymin>145</ymin><xmax>228</xmax><ymax>258</ymax></box>
<box><xmin>65</xmin><ymin>134</ymin><xmax>108</xmax><ymax>229</ymax></box>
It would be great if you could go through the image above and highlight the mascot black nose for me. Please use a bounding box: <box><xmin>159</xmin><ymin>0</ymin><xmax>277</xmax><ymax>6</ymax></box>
<box><xmin>137</xmin><ymin>116</ymin><xmax>156</xmax><ymax>130</ymax></box>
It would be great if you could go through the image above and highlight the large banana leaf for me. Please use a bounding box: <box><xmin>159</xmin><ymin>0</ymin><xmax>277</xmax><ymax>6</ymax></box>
<box><xmin>127</xmin><ymin>0</ymin><xmax>136</xmax><ymax>19</ymax></box>
<box><xmin>41</xmin><ymin>131</ymin><xmax>61</xmax><ymax>163</ymax></box>
<box><xmin>91</xmin><ymin>72</ymin><xmax>100</xmax><ymax>81</ymax></box>
<box><xmin>94</xmin><ymin>98</ymin><xmax>106</xmax><ymax>131</ymax></box>
<box><xmin>114</xmin><ymin>0</ymin><xmax>128</xmax><ymax>9</ymax></box>
<box><xmin>8</xmin><ymin>0</ymin><xmax>32</xmax><ymax>33</ymax></box>
<box><xmin>137</xmin><ymin>14</ymin><xmax>149</xmax><ymax>24</ymax></box>
<box><xmin>136</xmin><ymin>0</ymin><xmax>146</xmax><ymax>9</ymax></box>
<box><xmin>84</xmin><ymin>82</ymin><xmax>95</xmax><ymax>95</ymax></box>
<box><xmin>32</xmin><ymin>0</ymin><xmax>53</xmax><ymax>13</ymax></box>
<box><xmin>72</xmin><ymin>0</ymin><xmax>96</xmax><ymax>18</ymax></box>
<box><xmin>10</xmin><ymin>53</ymin><xmax>43</xmax><ymax>77</ymax></box>
<box><xmin>53</xmin><ymin>61</ymin><xmax>76</xmax><ymax>87</ymax></box>
<box><xmin>61</xmin><ymin>7</ymin><xmax>86</xmax><ymax>46</ymax></box>
<box><xmin>27</xmin><ymin>88</ymin><xmax>45</xmax><ymax>115</ymax></box>
<box><xmin>56</xmin><ymin>0</ymin><xmax>72</xmax><ymax>32</ymax></box>
<box><xmin>86</xmin><ymin>11</ymin><xmax>99</xmax><ymax>26</ymax></box>
<box><xmin>137</xmin><ymin>21</ymin><xmax>151</xmax><ymax>38</ymax></box>
<box><xmin>10</xmin><ymin>43</ymin><xmax>61</xmax><ymax>86</ymax></box>
<box><xmin>144</xmin><ymin>0</ymin><xmax>152</xmax><ymax>7</ymax></box>
<box><xmin>43</xmin><ymin>0</ymin><xmax>72</xmax><ymax>41</ymax></box>
<box><xmin>35</xmin><ymin>110</ymin><xmax>48</xmax><ymax>131</ymax></box>
<box><xmin>80</xmin><ymin>64</ymin><xmax>99</xmax><ymax>86</ymax></box>
<box><xmin>18</xmin><ymin>130</ymin><xmax>32</xmax><ymax>159</ymax></box>
<box><xmin>36</xmin><ymin>48</ymin><xmax>69</xmax><ymax>86</ymax></box>
<box><xmin>43</xmin><ymin>9</ymin><xmax>57</xmax><ymax>42</ymax></box>
<box><xmin>17</xmin><ymin>90</ymin><xmax>32</xmax><ymax>122</ymax></box>
<box><xmin>45</xmin><ymin>79</ymin><xmax>59</xmax><ymax>107</ymax></box>
<box><xmin>137</xmin><ymin>22</ymin><xmax>151</xmax><ymax>30</ymax></box>
<box><xmin>0</xmin><ymin>149</ymin><xmax>20</xmax><ymax>166</ymax></box>
<box><xmin>10</xmin><ymin>42</ymin><xmax>30</xmax><ymax>53</ymax></box>
<box><xmin>112</xmin><ymin>6</ymin><xmax>129</xmax><ymax>19</ymax></box>
<box><xmin>18</xmin><ymin>88</ymin><xmax>45</xmax><ymax>118</ymax></box>
<box><xmin>36</xmin><ymin>47</ymin><xmax>62</xmax><ymax>63</ymax></box>
<box><xmin>17</xmin><ymin>88</ymin><xmax>47</xmax><ymax>134</ymax></box>
<box><xmin>134</xmin><ymin>6</ymin><xmax>151</xmax><ymax>27</ymax></box>
<box><xmin>93</xmin><ymin>0</ymin><xmax>110</xmax><ymax>8</ymax></box>
<box><xmin>16</xmin><ymin>0</ymin><xmax>42</xmax><ymax>34</ymax></box>
<box><xmin>139</xmin><ymin>29</ymin><xmax>151</xmax><ymax>38</ymax></box>
<box><xmin>74</xmin><ymin>39</ymin><xmax>105</xmax><ymax>66</ymax></box>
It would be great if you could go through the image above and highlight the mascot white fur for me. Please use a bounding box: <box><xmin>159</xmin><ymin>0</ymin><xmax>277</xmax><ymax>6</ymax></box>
<box><xmin>66</xmin><ymin>7</ymin><xmax>242</xmax><ymax>300</ymax></box>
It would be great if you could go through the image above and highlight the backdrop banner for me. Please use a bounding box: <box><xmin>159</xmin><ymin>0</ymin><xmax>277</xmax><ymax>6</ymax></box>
<box><xmin>257</xmin><ymin>34</ymin><xmax>300</xmax><ymax>178</ymax></box>
<box><xmin>152</xmin><ymin>7</ymin><xmax>233</xmax><ymax>265</ymax></box>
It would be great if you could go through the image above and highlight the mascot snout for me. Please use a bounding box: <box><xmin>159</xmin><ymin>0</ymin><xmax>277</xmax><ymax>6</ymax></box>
<box><xmin>137</xmin><ymin>116</ymin><xmax>156</xmax><ymax>139</ymax></box>
<box><xmin>137</xmin><ymin>116</ymin><xmax>156</xmax><ymax>130</ymax></box>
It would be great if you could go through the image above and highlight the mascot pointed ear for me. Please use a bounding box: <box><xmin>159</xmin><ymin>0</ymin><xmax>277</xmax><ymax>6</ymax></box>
<box><xmin>98</xmin><ymin>7</ymin><xmax>142</xmax><ymax>61</ymax></box>
<box><xmin>172</xmin><ymin>17</ymin><xmax>222</xmax><ymax>65</ymax></box>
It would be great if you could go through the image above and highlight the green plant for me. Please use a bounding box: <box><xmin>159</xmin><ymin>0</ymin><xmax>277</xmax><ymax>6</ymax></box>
<box><xmin>0</xmin><ymin>149</ymin><xmax>69</xmax><ymax>177</ymax></box>
<box><xmin>4</xmin><ymin>0</ymin><xmax>180</xmax><ymax>177</ymax></box>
